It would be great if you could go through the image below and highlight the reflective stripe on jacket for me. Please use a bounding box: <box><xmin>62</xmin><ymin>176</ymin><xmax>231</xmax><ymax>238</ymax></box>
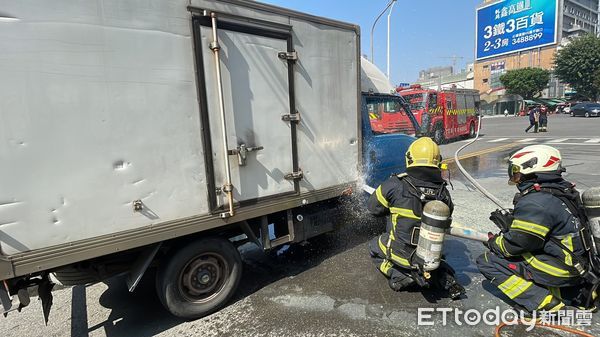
<box><xmin>492</xmin><ymin>180</ymin><xmax>585</xmax><ymax>277</ymax></box>
<box><xmin>367</xmin><ymin>174</ymin><xmax>453</xmax><ymax>265</ymax></box>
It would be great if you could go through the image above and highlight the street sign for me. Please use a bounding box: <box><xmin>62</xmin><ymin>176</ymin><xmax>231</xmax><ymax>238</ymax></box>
<box><xmin>476</xmin><ymin>0</ymin><xmax>558</xmax><ymax>60</ymax></box>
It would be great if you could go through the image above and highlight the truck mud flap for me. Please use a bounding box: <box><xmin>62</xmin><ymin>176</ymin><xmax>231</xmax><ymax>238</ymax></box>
<box><xmin>38</xmin><ymin>275</ymin><xmax>54</xmax><ymax>325</ymax></box>
<box><xmin>0</xmin><ymin>280</ymin><xmax>11</xmax><ymax>314</ymax></box>
<box><xmin>126</xmin><ymin>243</ymin><xmax>162</xmax><ymax>293</ymax></box>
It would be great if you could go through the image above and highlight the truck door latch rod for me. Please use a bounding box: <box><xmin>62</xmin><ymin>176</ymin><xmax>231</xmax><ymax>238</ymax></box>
<box><xmin>228</xmin><ymin>144</ymin><xmax>264</xmax><ymax>166</ymax></box>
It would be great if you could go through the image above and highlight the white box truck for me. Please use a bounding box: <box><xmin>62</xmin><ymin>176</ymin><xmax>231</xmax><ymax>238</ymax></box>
<box><xmin>0</xmin><ymin>0</ymin><xmax>362</xmax><ymax>320</ymax></box>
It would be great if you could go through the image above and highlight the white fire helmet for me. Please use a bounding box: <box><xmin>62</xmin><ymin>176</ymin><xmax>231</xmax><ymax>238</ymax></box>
<box><xmin>508</xmin><ymin>145</ymin><xmax>563</xmax><ymax>180</ymax></box>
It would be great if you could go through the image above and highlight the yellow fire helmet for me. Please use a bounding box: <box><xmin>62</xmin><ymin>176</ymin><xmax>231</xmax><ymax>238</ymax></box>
<box><xmin>405</xmin><ymin>137</ymin><xmax>442</xmax><ymax>169</ymax></box>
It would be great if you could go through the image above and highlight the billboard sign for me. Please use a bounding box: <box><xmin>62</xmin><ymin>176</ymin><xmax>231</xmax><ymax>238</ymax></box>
<box><xmin>476</xmin><ymin>0</ymin><xmax>558</xmax><ymax>60</ymax></box>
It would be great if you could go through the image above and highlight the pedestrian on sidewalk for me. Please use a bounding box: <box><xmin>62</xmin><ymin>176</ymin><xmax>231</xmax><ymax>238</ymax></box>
<box><xmin>525</xmin><ymin>106</ymin><xmax>539</xmax><ymax>133</ymax></box>
<box><xmin>539</xmin><ymin>105</ymin><xmax>548</xmax><ymax>132</ymax></box>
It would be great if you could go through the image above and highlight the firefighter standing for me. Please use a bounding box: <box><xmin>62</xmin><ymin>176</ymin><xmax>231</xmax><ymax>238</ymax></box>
<box><xmin>477</xmin><ymin>145</ymin><xmax>589</xmax><ymax>313</ymax></box>
<box><xmin>367</xmin><ymin>137</ymin><xmax>465</xmax><ymax>299</ymax></box>
<box><xmin>539</xmin><ymin>105</ymin><xmax>549</xmax><ymax>132</ymax></box>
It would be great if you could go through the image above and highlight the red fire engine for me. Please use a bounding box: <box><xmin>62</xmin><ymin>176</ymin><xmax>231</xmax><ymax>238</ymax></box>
<box><xmin>381</xmin><ymin>85</ymin><xmax>480</xmax><ymax>144</ymax></box>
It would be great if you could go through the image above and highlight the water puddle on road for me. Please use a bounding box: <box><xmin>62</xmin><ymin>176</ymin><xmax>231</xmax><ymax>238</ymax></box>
<box><xmin>446</xmin><ymin>148</ymin><xmax>517</xmax><ymax>181</ymax></box>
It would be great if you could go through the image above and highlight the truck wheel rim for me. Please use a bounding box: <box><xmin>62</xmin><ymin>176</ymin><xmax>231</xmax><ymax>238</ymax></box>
<box><xmin>178</xmin><ymin>253</ymin><xmax>229</xmax><ymax>303</ymax></box>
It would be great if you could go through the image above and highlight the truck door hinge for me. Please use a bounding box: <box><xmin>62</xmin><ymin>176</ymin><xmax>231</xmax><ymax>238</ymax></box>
<box><xmin>282</xmin><ymin>111</ymin><xmax>301</xmax><ymax>123</ymax></box>
<box><xmin>284</xmin><ymin>170</ymin><xmax>304</xmax><ymax>181</ymax></box>
<box><xmin>278</xmin><ymin>51</ymin><xmax>298</xmax><ymax>62</ymax></box>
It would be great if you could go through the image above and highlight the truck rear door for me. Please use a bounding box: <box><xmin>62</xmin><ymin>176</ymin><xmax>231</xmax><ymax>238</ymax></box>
<box><xmin>194</xmin><ymin>16</ymin><xmax>298</xmax><ymax>210</ymax></box>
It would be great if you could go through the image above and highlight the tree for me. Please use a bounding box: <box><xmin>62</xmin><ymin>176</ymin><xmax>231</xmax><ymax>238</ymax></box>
<box><xmin>499</xmin><ymin>67</ymin><xmax>551</xmax><ymax>99</ymax></box>
<box><xmin>593</xmin><ymin>68</ymin><xmax>600</xmax><ymax>99</ymax></box>
<box><xmin>554</xmin><ymin>34</ymin><xmax>600</xmax><ymax>100</ymax></box>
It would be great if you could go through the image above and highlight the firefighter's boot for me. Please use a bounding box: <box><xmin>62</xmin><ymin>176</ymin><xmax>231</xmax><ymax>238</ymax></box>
<box><xmin>388</xmin><ymin>275</ymin><xmax>416</xmax><ymax>291</ymax></box>
<box><xmin>434</xmin><ymin>262</ymin><xmax>465</xmax><ymax>300</ymax></box>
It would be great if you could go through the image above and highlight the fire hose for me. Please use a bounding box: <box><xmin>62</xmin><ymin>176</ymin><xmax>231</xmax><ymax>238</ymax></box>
<box><xmin>495</xmin><ymin>321</ymin><xmax>595</xmax><ymax>337</ymax></box>
<box><xmin>454</xmin><ymin>115</ymin><xmax>510</xmax><ymax>211</ymax></box>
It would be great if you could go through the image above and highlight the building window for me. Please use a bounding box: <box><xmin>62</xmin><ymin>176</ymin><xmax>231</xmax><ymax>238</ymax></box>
<box><xmin>483</xmin><ymin>78</ymin><xmax>489</xmax><ymax>84</ymax></box>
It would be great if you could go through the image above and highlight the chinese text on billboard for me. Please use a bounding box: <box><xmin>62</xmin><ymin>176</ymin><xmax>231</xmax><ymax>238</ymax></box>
<box><xmin>476</xmin><ymin>0</ymin><xmax>558</xmax><ymax>60</ymax></box>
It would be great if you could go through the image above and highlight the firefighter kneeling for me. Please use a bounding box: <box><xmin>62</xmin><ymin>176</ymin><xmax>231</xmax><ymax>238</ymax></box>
<box><xmin>477</xmin><ymin>145</ymin><xmax>597</xmax><ymax>314</ymax></box>
<box><xmin>367</xmin><ymin>137</ymin><xmax>465</xmax><ymax>299</ymax></box>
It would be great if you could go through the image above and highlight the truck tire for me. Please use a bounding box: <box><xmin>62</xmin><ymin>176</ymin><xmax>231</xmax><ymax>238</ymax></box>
<box><xmin>156</xmin><ymin>237</ymin><xmax>242</xmax><ymax>319</ymax></box>
<box><xmin>433</xmin><ymin>126</ymin><xmax>445</xmax><ymax>144</ymax></box>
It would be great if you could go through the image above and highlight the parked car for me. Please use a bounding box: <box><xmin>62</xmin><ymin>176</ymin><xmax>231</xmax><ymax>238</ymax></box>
<box><xmin>565</xmin><ymin>100</ymin><xmax>584</xmax><ymax>114</ymax></box>
<box><xmin>570</xmin><ymin>102</ymin><xmax>600</xmax><ymax>117</ymax></box>
<box><xmin>555</xmin><ymin>102</ymin><xmax>568</xmax><ymax>114</ymax></box>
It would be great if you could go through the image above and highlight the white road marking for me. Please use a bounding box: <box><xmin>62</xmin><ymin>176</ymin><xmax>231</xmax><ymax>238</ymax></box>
<box><xmin>518</xmin><ymin>138</ymin><xmax>537</xmax><ymax>143</ymax></box>
<box><xmin>548</xmin><ymin>143</ymin><xmax>600</xmax><ymax>146</ymax></box>
<box><xmin>585</xmin><ymin>138</ymin><xmax>600</xmax><ymax>143</ymax></box>
<box><xmin>547</xmin><ymin>138</ymin><xmax>569</xmax><ymax>143</ymax></box>
<box><xmin>488</xmin><ymin>138</ymin><xmax>509</xmax><ymax>143</ymax></box>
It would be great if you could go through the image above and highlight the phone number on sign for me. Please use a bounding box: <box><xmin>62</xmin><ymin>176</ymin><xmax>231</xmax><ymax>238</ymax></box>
<box><xmin>512</xmin><ymin>32</ymin><xmax>543</xmax><ymax>45</ymax></box>
<box><xmin>483</xmin><ymin>32</ymin><xmax>543</xmax><ymax>52</ymax></box>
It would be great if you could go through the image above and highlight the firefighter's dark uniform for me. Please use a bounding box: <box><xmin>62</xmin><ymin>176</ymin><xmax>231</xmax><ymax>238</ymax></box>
<box><xmin>368</xmin><ymin>168</ymin><xmax>454</xmax><ymax>289</ymax></box>
<box><xmin>476</xmin><ymin>175</ymin><xmax>586</xmax><ymax>312</ymax></box>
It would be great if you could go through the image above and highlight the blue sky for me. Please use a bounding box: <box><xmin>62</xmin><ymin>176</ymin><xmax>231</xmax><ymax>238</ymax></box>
<box><xmin>261</xmin><ymin>0</ymin><xmax>481</xmax><ymax>84</ymax></box>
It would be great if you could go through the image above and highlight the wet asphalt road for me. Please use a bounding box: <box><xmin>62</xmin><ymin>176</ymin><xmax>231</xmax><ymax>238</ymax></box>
<box><xmin>2</xmin><ymin>114</ymin><xmax>600</xmax><ymax>337</ymax></box>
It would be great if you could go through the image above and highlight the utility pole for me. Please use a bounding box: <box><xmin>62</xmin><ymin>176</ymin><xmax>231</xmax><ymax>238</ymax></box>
<box><xmin>387</xmin><ymin>0</ymin><xmax>397</xmax><ymax>79</ymax></box>
<box><xmin>371</xmin><ymin>0</ymin><xmax>397</xmax><ymax>66</ymax></box>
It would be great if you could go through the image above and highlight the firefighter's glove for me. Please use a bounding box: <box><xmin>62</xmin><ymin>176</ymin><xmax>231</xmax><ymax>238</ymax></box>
<box><xmin>482</xmin><ymin>232</ymin><xmax>494</xmax><ymax>249</ymax></box>
<box><xmin>489</xmin><ymin>209</ymin><xmax>514</xmax><ymax>233</ymax></box>
<box><xmin>484</xmin><ymin>233</ymin><xmax>505</xmax><ymax>256</ymax></box>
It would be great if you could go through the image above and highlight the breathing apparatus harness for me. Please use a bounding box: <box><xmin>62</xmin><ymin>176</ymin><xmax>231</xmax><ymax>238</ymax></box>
<box><xmin>517</xmin><ymin>182</ymin><xmax>600</xmax><ymax>309</ymax></box>
<box><xmin>382</xmin><ymin>173</ymin><xmax>451</xmax><ymax>286</ymax></box>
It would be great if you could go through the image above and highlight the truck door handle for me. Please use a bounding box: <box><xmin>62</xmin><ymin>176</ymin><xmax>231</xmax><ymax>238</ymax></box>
<box><xmin>228</xmin><ymin>144</ymin><xmax>264</xmax><ymax>166</ymax></box>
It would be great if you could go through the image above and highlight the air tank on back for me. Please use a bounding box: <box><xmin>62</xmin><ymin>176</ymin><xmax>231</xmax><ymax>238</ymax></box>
<box><xmin>582</xmin><ymin>187</ymin><xmax>600</xmax><ymax>255</ymax></box>
<box><xmin>415</xmin><ymin>200</ymin><xmax>452</xmax><ymax>271</ymax></box>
